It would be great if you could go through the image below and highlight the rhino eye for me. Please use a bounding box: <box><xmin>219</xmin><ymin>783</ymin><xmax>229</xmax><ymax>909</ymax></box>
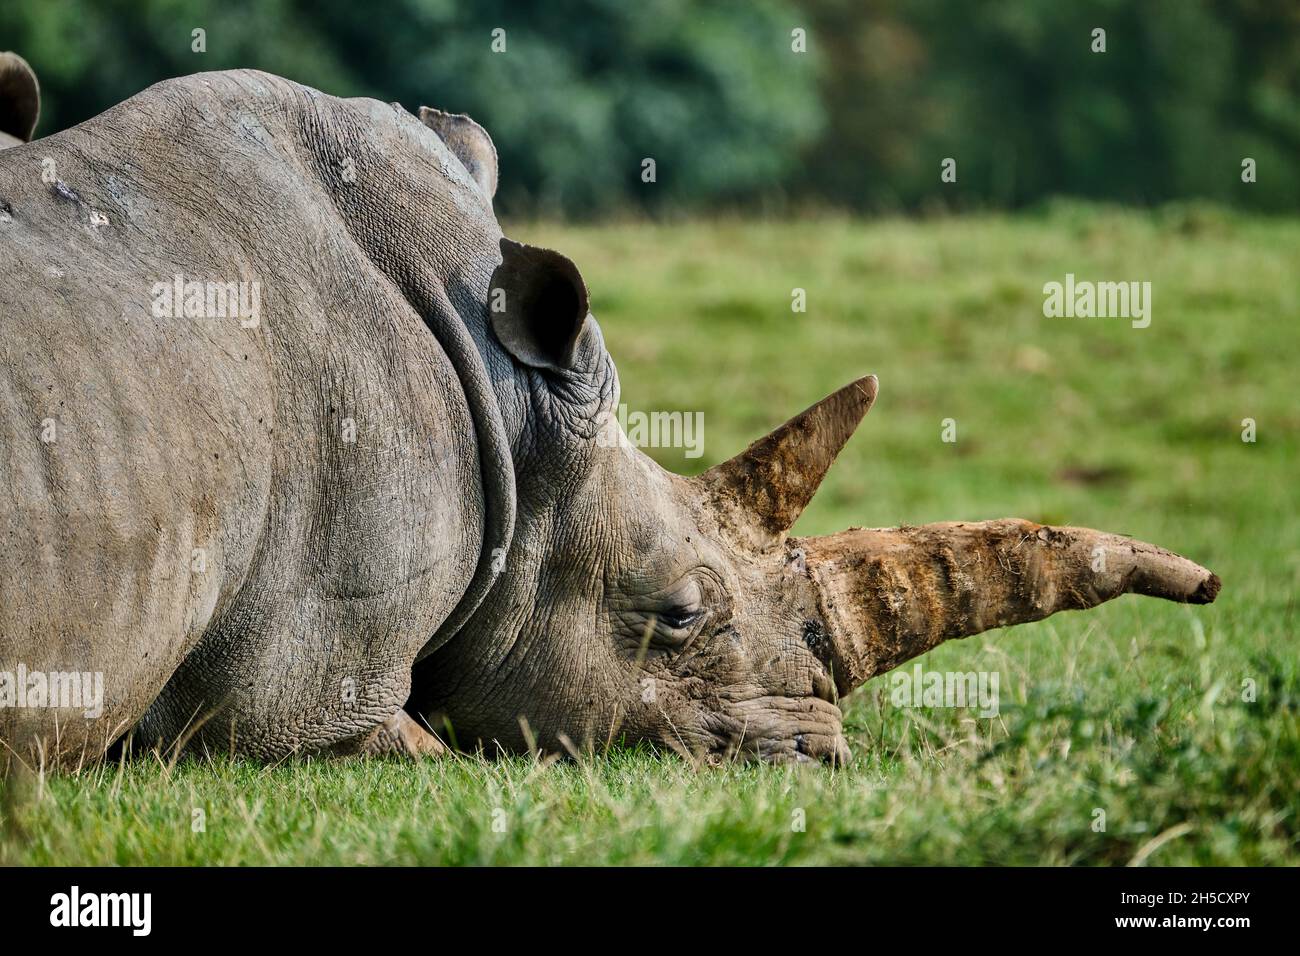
<box><xmin>615</xmin><ymin>577</ymin><xmax>718</xmax><ymax>654</ymax></box>
<box><xmin>656</xmin><ymin>607</ymin><xmax>702</xmax><ymax>631</ymax></box>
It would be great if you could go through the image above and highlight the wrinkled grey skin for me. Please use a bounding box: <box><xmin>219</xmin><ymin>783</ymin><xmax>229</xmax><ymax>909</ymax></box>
<box><xmin>2</xmin><ymin>69</ymin><xmax>504</xmax><ymax>763</ymax></box>
<box><xmin>0</xmin><ymin>68</ymin><xmax>1219</xmax><ymax>769</ymax></box>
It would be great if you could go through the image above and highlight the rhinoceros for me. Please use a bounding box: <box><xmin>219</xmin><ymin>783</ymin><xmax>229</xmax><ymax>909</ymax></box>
<box><xmin>0</xmin><ymin>68</ymin><xmax>1219</xmax><ymax>769</ymax></box>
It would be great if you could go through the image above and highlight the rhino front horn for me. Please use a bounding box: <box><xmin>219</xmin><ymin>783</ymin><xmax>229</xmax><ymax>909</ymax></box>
<box><xmin>801</xmin><ymin>519</ymin><xmax>1221</xmax><ymax>697</ymax></box>
<box><xmin>699</xmin><ymin>375</ymin><xmax>877</xmax><ymax>545</ymax></box>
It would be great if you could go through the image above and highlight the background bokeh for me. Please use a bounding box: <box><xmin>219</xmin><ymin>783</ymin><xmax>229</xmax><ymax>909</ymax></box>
<box><xmin>4</xmin><ymin>0</ymin><xmax>1298</xmax><ymax>216</ymax></box>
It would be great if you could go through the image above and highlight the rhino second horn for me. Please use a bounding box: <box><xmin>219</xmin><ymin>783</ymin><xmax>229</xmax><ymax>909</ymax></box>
<box><xmin>802</xmin><ymin>519</ymin><xmax>1221</xmax><ymax>697</ymax></box>
<box><xmin>699</xmin><ymin>375</ymin><xmax>877</xmax><ymax>546</ymax></box>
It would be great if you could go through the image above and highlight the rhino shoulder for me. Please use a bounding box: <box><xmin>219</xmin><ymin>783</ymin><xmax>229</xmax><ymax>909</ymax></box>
<box><xmin>124</xmin><ymin>68</ymin><xmax>312</xmax><ymax>121</ymax></box>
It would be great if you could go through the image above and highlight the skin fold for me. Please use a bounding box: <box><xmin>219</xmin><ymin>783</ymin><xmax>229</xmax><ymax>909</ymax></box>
<box><xmin>0</xmin><ymin>66</ymin><xmax>1219</xmax><ymax>770</ymax></box>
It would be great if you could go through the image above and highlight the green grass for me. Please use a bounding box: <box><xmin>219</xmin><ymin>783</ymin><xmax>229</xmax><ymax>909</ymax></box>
<box><xmin>4</xmin><ymin>204</ymin><xmax>1297</xmax><ymax>865</ymax></box>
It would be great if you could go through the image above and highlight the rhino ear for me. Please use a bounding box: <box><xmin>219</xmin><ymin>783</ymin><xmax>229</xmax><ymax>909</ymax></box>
<box><xmin>489</xmin><ymin>238</ymin><xmax>591</xmax><ymax>371</ymax></box>
<box><xmin>0</xmin><ymin>52</ymin><xmax>40</xmax><ymax>143</ymax></box>
<box><xmin>418</xmin><ymin>106</ymin><xmax>498</xmax><ymax>200</ymax></box>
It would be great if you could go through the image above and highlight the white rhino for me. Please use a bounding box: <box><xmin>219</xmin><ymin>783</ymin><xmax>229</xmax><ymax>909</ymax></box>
<box><xmin>0</xmin><ymin>69</ymin><xmax>1219</xmax><ymax>768</ymax></box>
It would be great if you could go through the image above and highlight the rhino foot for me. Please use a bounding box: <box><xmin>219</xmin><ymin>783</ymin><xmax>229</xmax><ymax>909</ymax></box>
<box><xmin>359</xmin><ymin>711</ymin><xmax>447</xmax><ymax>759</ymax></box>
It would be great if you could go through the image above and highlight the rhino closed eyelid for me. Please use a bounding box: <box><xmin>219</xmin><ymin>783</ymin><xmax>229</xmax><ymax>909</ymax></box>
<box><xmin>646</xmin><ymin>577</ymin><xmax>718</xmax><ymax>632</ymax></box>
<box><xmin>614</xmin><ymin>601</ymin><xmax>710</xmax><ymax>654</ymax></box>
<box><xmin>655</xmin><ymin>608</ymin><xmax>702</xmax><ymax>630</ymax></box>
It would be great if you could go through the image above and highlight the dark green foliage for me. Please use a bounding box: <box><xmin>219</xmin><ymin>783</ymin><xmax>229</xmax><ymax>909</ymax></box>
<box><xmin>0</xmin><ymin>0</ymin><xmax>821</xmax><ymax>216</ymax></box>
<box><xmin>3</xmin><ymin>1</ymin><xmax>1296</xmax><ymax>214</ymax></box>
<box><xmin>802</xmin><ymin>0</ymin><xmax>1300</xmax><ymax>213</ymax></box>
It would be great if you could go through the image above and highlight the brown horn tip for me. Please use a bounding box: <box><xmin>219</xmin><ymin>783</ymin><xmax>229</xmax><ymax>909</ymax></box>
<box><xmin>1191</xmin><ymin>572</ymin><xmax>1222</xmax><ymax>605</ymax></box>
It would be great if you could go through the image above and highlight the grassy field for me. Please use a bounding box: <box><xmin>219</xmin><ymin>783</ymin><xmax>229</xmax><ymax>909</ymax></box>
<box><xmin>3</xmin><ymin>204</ymin><xmax>1297</xmax><ymax>865</ymax></box>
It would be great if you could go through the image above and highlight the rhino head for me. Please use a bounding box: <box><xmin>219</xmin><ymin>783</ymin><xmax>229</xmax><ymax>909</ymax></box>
<box><xmin>409</xmin><ymin>119</ymin><xmax>1220</xmax><ymax>763</ymax></box>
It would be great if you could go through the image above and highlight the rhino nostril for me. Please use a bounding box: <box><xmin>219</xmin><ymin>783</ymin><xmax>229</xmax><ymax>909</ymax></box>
<box><xmin>801</xmin><ymin>619</ymin><xmax>829</xmax><ymax>656</ymax></box>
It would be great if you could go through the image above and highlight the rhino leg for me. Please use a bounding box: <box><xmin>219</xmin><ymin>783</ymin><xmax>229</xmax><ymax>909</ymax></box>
<box><xmin>357</xmin><ymin>711</ymin><xmax>446</xmax><ymax>758</ymax></box>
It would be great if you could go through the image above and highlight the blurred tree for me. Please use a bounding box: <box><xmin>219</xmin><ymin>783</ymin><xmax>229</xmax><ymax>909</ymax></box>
<box><xmin>0</xmin><ymin>0</ymin><xmax>822</xmax><ymax>216</ymax></box>
<box><xmin>800</xmin><ymin>0</ymin><xmax>1300</xmax><ymax>212</ymax></box>
<box><xmin>1</xmin><ymin>0</ymin><xmax>1295</xmax><ymax>214</ymax></box>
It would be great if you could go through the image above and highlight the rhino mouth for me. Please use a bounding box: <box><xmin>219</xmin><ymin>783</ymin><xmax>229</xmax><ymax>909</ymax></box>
<box><xmin>697</xmin><ymin>696</ymin><xmax>850</xmax><ymax>765</ymax></box>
